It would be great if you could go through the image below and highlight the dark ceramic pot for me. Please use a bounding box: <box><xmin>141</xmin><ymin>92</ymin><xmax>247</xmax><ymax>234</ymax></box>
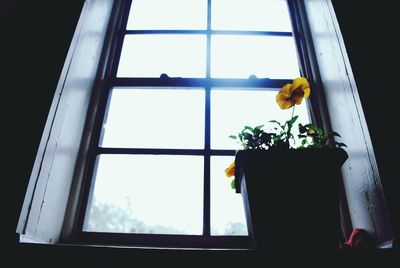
<box><xmin>234</xmin><ymin>148</ymin><xmax>348</xmax><ymax>251</ymax></box>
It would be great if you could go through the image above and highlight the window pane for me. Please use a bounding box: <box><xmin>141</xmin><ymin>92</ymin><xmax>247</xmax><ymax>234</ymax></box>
<box><xmin>100</xmin><ymin>87</ymin><xmax>205</xmax><ymax>149</ymax></box>
<box><xmin>127</xmin><ymin>0</ymin><xmax>207</xmax><ymax>30</ymax></box>
<box><xmin>212</xmin><ymin>0</ymin><xmax>292</xmax><ymax>31</ymax></box>
<box><xmin>211</xmin><ymin>89</ymin><xmax>310</xmax><ymax>149</ymax></box>
<box><xmin>83</xmin><ymin>155</ymin><xmax>204</xmax><ymax>235</ymax></box>
<box><xmin>211</xmin><ymin>156</ymin><xmax>248</xmax><ymax>236</ymax></box>
<box><xmin>211</xmin><ymin>35</ymin><xmax>300</xmax><ymax>78</ymax></box>
<box><xmin>117</xmin><ymin>35</ymin><xmax>206</xmax><ymax>78</ymax></box>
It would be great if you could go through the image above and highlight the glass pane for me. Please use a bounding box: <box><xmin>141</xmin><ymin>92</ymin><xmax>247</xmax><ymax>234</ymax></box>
<box><xmin>117</xmin><ymin>35</ymin><xmax>206</xmax><ymax>78</ymax></box>
<box><xmin>212</xmin><ymin>0</ymin><xmax>292</xmax><ymax>31</ymax></box>
<box><xmin>83</xmin><ymin>155</ymin><xmax>204</xmax><ymax>235</ymax></box>
<box><xmin>211</xmin><ymin>156</ymin><xmax>248</xmax><ymax>236</ymax></box>
<box><xmin>211</xmin><ymin>89</ymin><xmax>310</xmax><ymax>149</ymax></box>
<box><xmin>127</xmin><ymin>0</ymin><xmax>207</xmax><ymax>30</ymax></box>
<box><xmin>211</xmin><ymin>35</ymin><xmax>300</xmax><ymax>79</ymax></box>
<box><xmin>100</xmin><ymin>87</ymin><xmax>205</xmax><ymax>149</ymax></box>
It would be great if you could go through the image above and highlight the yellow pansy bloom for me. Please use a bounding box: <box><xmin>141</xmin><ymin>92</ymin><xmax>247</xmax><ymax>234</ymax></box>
<box><xmin>225</xmin><ymin>162</ymin><xmax>235</xmax><ymax>177</ymax></box>
<box><xmin>276</xmin><ymin>77</ymin><xmax>311</xmax><ymax>110</ymax></box>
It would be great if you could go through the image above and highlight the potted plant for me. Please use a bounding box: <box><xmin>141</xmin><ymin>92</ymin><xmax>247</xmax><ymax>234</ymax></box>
<box><xmin>225</xmin><ymin>77</ymin><xmax>348</xmax><ymax>251</ymax></box>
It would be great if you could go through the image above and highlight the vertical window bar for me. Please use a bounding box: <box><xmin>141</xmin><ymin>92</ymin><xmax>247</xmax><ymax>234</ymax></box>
<box><xmin>206</xmin><ymin>0</ymin><xmax>212</xmax><ymax>79</ymax></box>
<box><xmin>93</xmin><ymin>0</ymin><xmax>132</xmax><ymax>147</ymax></box>
<box><xmin>203</xmin><ymin>0</ymin><xmax>213</xmax><ymax>237</ymax></box>
<box><xmin>75</xmin><ymin>0</ymin><xmax>133</xmax><ymax>234</ymax></box>
<box><xmin>203</xmin><ymin>88</ymin><xmax>211</xmax><ymax>236</ymax></box>
<box><xmin>287</xmin><ymin>0</ymin><xmax>323</xmax><ymax>128</ymax></box>
<box><xmin>109</xmin><ymin>0</ymin><xmax>133</xmax><ymax>79</ymax></box>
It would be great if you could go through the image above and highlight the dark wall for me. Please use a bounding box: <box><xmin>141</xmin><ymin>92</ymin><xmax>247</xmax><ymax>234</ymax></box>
<box><xmin>1</xmin><ymin>0</ymin><xmax>85</xmax><ymax>257</ymax></box>
<box><xmin>2</xmin><ymin>0</ymin><xmax>84</xmax><ymax>221</ymax></box>
<box><xmin>2</xmin><ymin>0</ymin><xmax>398</xmax><ymax>264</ymax></box>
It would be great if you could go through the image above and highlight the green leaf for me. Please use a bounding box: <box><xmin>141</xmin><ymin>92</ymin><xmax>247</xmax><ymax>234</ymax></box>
<box><xmin>231</xmin><ymin>179</ymin><xmax>236</xmax><ymax>189</ymax></box>
<box><xmin>305</xmin><ymin>123</ymin><xmax>318</xmax><ymax>133</ymax></box>
<box><xmin>243</xmin><ymin>126</ymin><xmax>253</xmax><ymax>132</ymax></box>
<box><xmin>336</xmin><ymin>142</ymin><xmax>347</xmax><ymax>148</ymax></box>
<box><xmin>253</xmin><ymin>128</ymin><xmax>262</xmax><ymax>136</ymax></box>
<box><xmin>254</xmin><ymin>125</ymin><xmax>264</xmax><ymax>131</ymax></box>
<box><xmin>243</xmin><ymin>133</ymin><xmax>253</xmax><ymax>140</ymax></box>
<box><xmin>272</xmin><ymin>135</ymin><xmax>281</xmax><ymax>141</ymax></box>
<box><xmin>269</xmin><ymin>120</ymin><xmax>282</xmax><ymax>126</ymax></box>
<box><xmin>289</xmin><ymin>115</ymin><xmax>299</xmax><ymax>125</ymax></box>
<box><xmin>238</xmin><ymin>133</ymin><xmax>243</xmax><ymax>143</ymax></box>
<box><xmin>229</xmin><ymin>135</ymin><xmax>237</xmax><ymax>140</ymax></box>
<box><xmin>329</xmin><ymin>131</ymin><xmax>341</xmax><ymax>137</ymax></box>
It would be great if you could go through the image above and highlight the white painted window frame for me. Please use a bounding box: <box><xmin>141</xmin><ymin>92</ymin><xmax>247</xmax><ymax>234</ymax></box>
<box><xmin>16</xmin><ymin>0</ymin><xmax>394</xmax><ymax>247</ymax></box>
<box><xmin>302</xmin><ymin>0</ymin><xmax>393</xmax><ymax>245</ymax></box>
<box><xmin>16</xmin><ymin>0</ymin><xmax>116</xmax><ymax>244</ymax></box>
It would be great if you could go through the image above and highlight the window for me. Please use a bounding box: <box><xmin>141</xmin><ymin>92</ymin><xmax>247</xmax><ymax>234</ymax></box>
<box><xmin>73</xmin><ymin>0</ymin><xmax>310</xmax><ymax>248</ymax></box>
<box><xmin>18</xmin><ymin>0</ymin><xmax>392</xmax><ymax>248</ymax></box>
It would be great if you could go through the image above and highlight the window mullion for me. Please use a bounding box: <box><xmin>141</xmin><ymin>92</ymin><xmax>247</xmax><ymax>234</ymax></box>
<box><xmin>109</xmin><ymin>1</ymin><xmax>132</xmax><ymax>80</ymax></box>
<box><xmin>202</xmin><ymin>0</ymin><xmax>212</xmax><ymax>237</ymax></box>
<box><xmin>203</xmin><ymin>87</ymin><xmax>211</xmax><ymax>237</ymax></box>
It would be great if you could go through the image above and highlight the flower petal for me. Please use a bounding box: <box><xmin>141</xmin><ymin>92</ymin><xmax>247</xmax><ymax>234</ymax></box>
<box><xmin>276</xmin><ymin>84</ymin><xmax>295</xmax><ymax>109</ymax></box>
<box><xmin>278</xmin><ymin>83</ymin><xmax>292</xmax><ymax>97</ymax></box>
<box><xmin>276</xmin><ymin>97</ymin><xmax>295</xmax><ymax>109</ymax></box>
<box><xmin>225</xmin><ymin>162</ymin><xmax>235</xmax><ymax>177</ymax></box>
<box><xmin>302</xmin><ymin>86</ymin><xmax>310</xmax><ymax>98</ymax></box>
<box><xmin>292</xmin><ymin>77</ymin><xmax>310</xmax><ymax>99</ymax></box>
<box><xmin>292</xmin><ymin>77</ymin><xmax>310</xmax><ymax>90</ymax></box>
<box><xmin>291</xmin><ymin>88</ymin><xmax>305</xmax><ymax>105</ymax></box>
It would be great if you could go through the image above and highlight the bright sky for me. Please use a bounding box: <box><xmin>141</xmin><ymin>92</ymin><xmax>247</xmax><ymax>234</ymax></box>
<box><xmin>126</xmin><ymin>0</ymin><xmax>291</xmax><ymax>31</ymax></box>
<box><xmin>88</xmin><ymin>154</ymin><xmax>204</xmax><ymax>234</ymax></box>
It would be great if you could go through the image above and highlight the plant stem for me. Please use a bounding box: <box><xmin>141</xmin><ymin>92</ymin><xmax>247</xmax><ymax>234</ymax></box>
<box><xmin>286</xmin><ymin>105</ymin><xmax>296</xmax><ymax>146</ymax></box>
<box><xmin>291</xmin><ymin>105</ymin><xmax>296</xmax><ymax>120</ymax></box>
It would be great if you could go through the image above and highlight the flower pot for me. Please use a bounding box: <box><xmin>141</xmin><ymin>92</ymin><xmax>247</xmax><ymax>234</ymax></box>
<box><xmin>234</xmin><ymin>148</ymin><xmax>348</xmax><ymax>251</ymax></box>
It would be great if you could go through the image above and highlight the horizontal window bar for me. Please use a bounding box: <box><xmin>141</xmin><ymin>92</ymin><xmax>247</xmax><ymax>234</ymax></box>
<box><xmin>96</xmin><ymin>148</ymin><xmax>236</xmax><ymax>156</ymax></box>
<box><xmin>126</xmin><ymin>30</ymin><xmax>205</xmax><ymax>35</ymax></box>
<box><xmin>125</xmin><ymin>29</ymin><xmax>292</xmax><ymax>37</ymax></box>
<box><xmin>113</xmin><ymin>78</ymin><xmax>291</xmax><ymax>88</ymax></box>
<box><xmin>78</xmin><ymin>231</ymin><xmax>251</xmax><ymax>249</ymax></box>
<box><xmin>212</xmin><ymin>30</ymin><xmax>292</xmax><ymax>36</ymax></box>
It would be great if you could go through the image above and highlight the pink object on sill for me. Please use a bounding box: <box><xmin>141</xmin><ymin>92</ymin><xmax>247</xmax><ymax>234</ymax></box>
<box><xmin>344</xmin><ymin>228</ymin><xmax>372</xmax><ymax>249</ymax></box>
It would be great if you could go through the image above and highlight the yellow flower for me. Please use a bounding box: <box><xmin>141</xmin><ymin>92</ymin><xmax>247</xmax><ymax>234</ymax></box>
<box><xmin>225</xmin><ymin>162</ymin><xmax>235</xmax><ymax>177</ymax></box>
<box><xmin>276</xmin><ymin>77</ymin><xmax>310</xmax><ymax>110</ymax></box>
